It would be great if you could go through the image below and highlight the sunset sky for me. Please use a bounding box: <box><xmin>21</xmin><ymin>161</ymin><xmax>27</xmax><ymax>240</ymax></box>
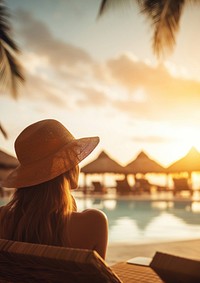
<box><xmin>1</xmin><ymin>0</ymin><xmax>200</xmax><ymax>167</ymax></box>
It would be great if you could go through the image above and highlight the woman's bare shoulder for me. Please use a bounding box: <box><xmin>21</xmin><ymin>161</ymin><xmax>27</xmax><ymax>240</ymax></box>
<box><xmin>69</xmin><ymin>209</ymin><xmax>108</xmax><ymax>258</ymax></box>
<box><xmin>72</xmin><ymin>209</ymin><xmax>107</xmax><ymax>223</ymax></box>
<box><xmin>70</xmin><ymin>209</ymin><xmax>108</xmax><ymax>233</ymax></box>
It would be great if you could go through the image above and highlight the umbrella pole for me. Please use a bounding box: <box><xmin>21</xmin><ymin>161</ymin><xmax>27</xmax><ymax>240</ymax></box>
<box><xmin>102</xmin><ymin>174</ymin><xmax>105</xmax><ymax>187</ymax></box>
<box><xmin>166</xmin><ymin>173</ymin><xmax>169</xmax><ymax>190</ymax></box>
<box><xmin>188</xmin><ymin>172</ymin><xmax>193</xmax><ymax>189</ymax></box>
<box><xmin>83</xmin><ymin>174</ymin><xmax>87</xmax><ymax>195</ymax></box>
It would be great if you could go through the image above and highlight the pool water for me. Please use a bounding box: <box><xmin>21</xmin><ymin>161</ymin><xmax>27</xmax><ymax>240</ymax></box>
<box><xmin>75</xmin><ymin>197</ymin><xmax>200</xmax><ymax>244</ymax></box>
<box><xmin>1</xmin><ymin>197</ymin><xmax>200</xmax><ymax>244</ymax></box>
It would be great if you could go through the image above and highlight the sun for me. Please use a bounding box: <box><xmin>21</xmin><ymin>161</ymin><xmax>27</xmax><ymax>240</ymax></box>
<box><xmin>157</xmin><ymin>125</ymin><xmax>200</xmax><ymax>166</ymax></box>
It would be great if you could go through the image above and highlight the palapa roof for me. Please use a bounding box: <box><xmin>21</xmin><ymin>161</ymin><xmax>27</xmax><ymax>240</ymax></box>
<box><xmin>0</xmin><ymin>150</ymin><xmax>18</xmax><ymax>182</ymax></box>
<box><xmin>81</xmin><ymin>150</ymin><xmax>125</xmax><ymax>174</ymax></box>
<box><xmin>0</xmin><ymin>150</ymin><xmax>18</xmax><ymax>169</ymax></box>
<box><xmin>125</xmin><ymin>151</ymin><xmax>166</xmax><ymax>174</ymax></box>
<box><xmin>167</xmin><ymin>147</ymin><xmax>200</xmax><ymax>173</ymax></box>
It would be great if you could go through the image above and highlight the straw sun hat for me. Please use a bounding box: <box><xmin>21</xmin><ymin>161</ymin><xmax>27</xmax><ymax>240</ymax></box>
<box><xmin>1</xmin><ymin>119</ymin><xmax>99</xmax><ymax>188</ymax></box>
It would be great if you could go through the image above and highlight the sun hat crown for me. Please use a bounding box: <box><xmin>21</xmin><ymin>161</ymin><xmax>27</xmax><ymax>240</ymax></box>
<box><xmin>15</xmin><ymin>119</ymin><xmax>75</xmax><ymax>166</ymax></box>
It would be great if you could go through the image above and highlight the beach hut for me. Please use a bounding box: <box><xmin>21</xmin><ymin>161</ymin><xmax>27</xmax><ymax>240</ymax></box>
<box><xmin>167</xmin><ymin>147</ymin><xmax>200</xmax><ymax>192</ymax></box>
<box><xmin>0</xmin><ymin>149</ymin><xmax>18</xmax><ymax>196</ymax></box>
<box><xmin>81</xmin><ymin>150</ymin><xmax>125</xmax><ymax>189</ymax></box>
<box><xmin>167</xmin><ymin>147</ymin><xmax>200</xmax><ymax>174</ymax></box>
<box><xmin>125</xmin><ymin>151</ymin><xmax>167</xmax><ymax>192</ymax></box>
<box><xmin>125</xmin><ymin>151</ymin><xmax>166</xmax><ymax>175</ymax></box>
<box><xmin>0</xmin><ymin>149</ymin><xmax>18</xmax><ymax>180</ymax></box>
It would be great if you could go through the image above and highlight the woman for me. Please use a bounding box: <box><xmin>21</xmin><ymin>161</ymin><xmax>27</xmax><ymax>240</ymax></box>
<box><xmin>0</xmin><ymin>119</ymin><xmax>108</xmax><ymax>259</ymax></box>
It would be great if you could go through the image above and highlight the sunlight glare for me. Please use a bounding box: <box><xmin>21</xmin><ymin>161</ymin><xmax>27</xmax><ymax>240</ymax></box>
<box><xmin>132</xmin><ymin>88</ymin><xmax>147</xmax><ymax>102</ymax></box>
<box><xmin>103</xmin><ymin>200</ymin><xmax>117</xmax><ymax>210</ymax></box>
<box><xmin>160</xmin><ymin>125</ymin><xmax>200</xmax><ymax>165</ymax></box>
<box><xmin>191</xmin><ymin>202</ymin><xmax>200</xmax><ymax>213</ymax></box>
<box><xmin>151</xmin><ymin>201</ymin><xmax>174</xmax><ymax>210</ymax></box>
<box><xmin>164</xmin><ymin>61</ymin><xmax>191</xmax><ymax>80</ymax></box>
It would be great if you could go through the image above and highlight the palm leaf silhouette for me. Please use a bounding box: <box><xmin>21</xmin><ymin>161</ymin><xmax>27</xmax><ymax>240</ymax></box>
<box><xmin>137</xmin><ymin>0</ymin><xmax>184</xmax><ymax>58</ymax></box>
<box><xmin>0</xmin><ymin>0</ymin><xmax>24</xmax><ymax>98</ymax></box>
<box><xmin>98</xmin><ymin>0</ymin><xmax>197</xmax><ymax>58</ymax></box>
<box><xmin>0</xmin><ymin>0</ymin><xmax>25</xmax><ymax>139</ymax></box>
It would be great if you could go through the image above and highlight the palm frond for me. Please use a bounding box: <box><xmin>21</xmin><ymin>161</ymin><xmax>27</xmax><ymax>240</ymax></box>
<box><xmin>98</xmin><ymin>0</ymin><xmax>133</xmax><ymax>18</ymax></box>
<box><xmin>98</xmin><ymin>0</ymin><xmax>107</xmax><ymax>16</ymax></box>
<box><xmin>0</xmin><ymin>0</ymin><xmax>24</xmax><ymax>97</ymax></box>
<box><xmin>138</xmin><ymin>0</ymin><xmax>185</xmax><ymax>57</ymax></box>
<box><xmin>2</xmin><ymin>45</ymin><xmax>24</xmax><ymax>98</ymax></box>
<box><xmin>0</xmin><ymin>123</ymin><xmax>8</xmax><ymax>139</ymax></box>
<box><xmin>98</xmin><ymin>0</ymin><xmax>186</xmax><ymax>58</ymax></box>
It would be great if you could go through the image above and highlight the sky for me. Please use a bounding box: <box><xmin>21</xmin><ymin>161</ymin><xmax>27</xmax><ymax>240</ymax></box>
<box><xmin>1</xmin><ymin>0</ymin><xmax>200</xmax><ymax>168</ymax></box>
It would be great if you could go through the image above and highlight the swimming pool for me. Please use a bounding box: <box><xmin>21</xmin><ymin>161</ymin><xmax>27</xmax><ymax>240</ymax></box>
<box><xmin>1</xmin><ymin>197</ymin><xmax>200</xmax><ymax>244</ymax></box>
<box><xmin>75</xmin><ymin>197</ymin><xmax>200</xmax><ymax>244</ymax></box>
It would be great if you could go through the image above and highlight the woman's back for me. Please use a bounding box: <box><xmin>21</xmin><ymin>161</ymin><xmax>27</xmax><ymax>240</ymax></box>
<box><xmin>0</xmin><ymin>203</ymin><xmax>108</xmax><ymax>259</ymax></box>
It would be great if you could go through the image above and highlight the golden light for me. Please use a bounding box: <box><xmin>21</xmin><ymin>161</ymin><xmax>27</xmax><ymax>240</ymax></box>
<box><xmin>159</xmin><ymin>125</ymin><xmax>200</xmax><ymax>166</ymax></box>
<box><xmin>191</xmin><ymin>202</ymin><xmax>200</xmax><ymax>213</ymax></box>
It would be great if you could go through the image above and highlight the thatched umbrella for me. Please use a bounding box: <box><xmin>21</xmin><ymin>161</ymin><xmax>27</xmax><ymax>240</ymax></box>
<box><xmin>0</xmin><ymin>150</ymin><xmax>19</xmax><ymax>191</ymax></box>
<box><xmin>167</xmin><ymin>147</ymin><xmax>200</xmax><ymax>190</ymax></box>
<box><xmin>0</xmin><ymin>150</ymin><xmax>18</xmax><ymax>169</ymax></box>
<box><xmin>81</xmin><ymin>150</ymin><xmax>125</xmax><ymax>188</ymax></box>
<box><xmin>125</xmin><ymin>151</ymin><xmax>166</xmax><ymax>175</ymax></box>
<box><xmin>125</xmin><ymin>151</ymin><xmax>167</xmax><ymax>190</ymax></box>
<box><xmin>81</xmin><ymin>151</ymin><xmax>125</xmax><ymax>174</ymax></box>
<box><xmin>167</xmin><ymin>147</ymin><xmax>200</xmax><ymax>174</ymax></box>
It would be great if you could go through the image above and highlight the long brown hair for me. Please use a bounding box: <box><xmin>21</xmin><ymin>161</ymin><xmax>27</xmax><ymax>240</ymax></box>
<box><xmin>0</xmin><ymin>166</ymin><xmax>78</xmax><ymax>246</ymax></box>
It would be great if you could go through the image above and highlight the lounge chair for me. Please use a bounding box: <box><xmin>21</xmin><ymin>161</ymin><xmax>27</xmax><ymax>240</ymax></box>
<box><xmin>115</xmin><ymin>179</ymin><xmax>132</xmax><ymax>195</ymax></box>
<box><xmin>133</xmin><ymin>178</ymin><xmax>152</xmax><ymax>194</ymax></box>
<box><xmin>0</xmin><ymin>239</ymin><xmax>121</xmax><ymax>283</ymax></box>
<box><xmin>92</xmin><ymin>181</ymin><xmax>107</xmax><ymax>194</ymax></box>
<box><xmin>2</xmin><ymin>239</ymin><xmax>198</xmax><ymax>282</ymax></box>
<box><xmin>0</xmin><ymin>239</ymin><xmax>166</xmax><ymax>283</ymax></box>
<box><xmin>172</xmin><ymin>177</ymin><xmax>193</xmax><ymax>196</ymax></box>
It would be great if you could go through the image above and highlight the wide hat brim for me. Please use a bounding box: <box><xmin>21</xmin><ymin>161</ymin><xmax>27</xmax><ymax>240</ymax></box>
<box><xmin>1</xmin><ymin>137</ymin><xmax>99</xmax><ymax>188</ymax></box>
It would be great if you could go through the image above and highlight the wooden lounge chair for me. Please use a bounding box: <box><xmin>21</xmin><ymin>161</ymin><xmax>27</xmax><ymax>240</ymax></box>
<box><xmin>115</xmin><ymin>179</ymin><xmax>132</xmax><ymax>195</ymax></box>
<box><xmin>92</xmin><ymin>181</ymin><xmax>107</xmax><ymax>194</ymax></box>
<box><xmin>0</xmin><ymin>239</ymin><xmax>121</xmax><ymax>283</ymax></box>
<box><xmin>172</xmin><ymin>177</ymin><xmax>193</xmax><ymax>196</ymax></box>
<box><xmin>133</xmin><ymin>178</ymin><xmax>152</xmax><ymax>194</ymax></box>
<box><xmin>113</xmin><ymin>252</ymin><xmax>200</xmax><ymax>283</ymax></box>
<box><xmin>3</xmin><ymin>239</ymin><xmax>198</xmax><ymax>282</ymax></box>
<box><xmin>0</xmin><ymin>239</ymin><xmax>165</xmax><ymax>283</ymax></box>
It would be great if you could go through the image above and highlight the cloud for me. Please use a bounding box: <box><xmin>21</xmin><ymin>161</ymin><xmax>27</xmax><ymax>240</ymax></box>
<box><xmin>15</xmin><ymin>9</ymin><xmax>93</xmax><ymax>68</ymax></box>
<box><xmin>13</xmin><ymin>9</ymin><xmax>105</xmax><ymax>111</ymax></box>
<box><xmin>106</xmin><ymin>54</ymin><xmax>200</xmax><ymax>123</ymax></box>
<box><xmin>21</xmin><ymin>72</ymin><xmax>70</xmax><ymax>108</ymax></box>
<box><xmin>133</xmin><ymin>135</ymin><xmax>175</xmax><ymax>144</ymax></box>
<box><xmin>75</xmin><ymin>86</ymin><xmax>108</xmax><ymax>107</ymax></box>
<box><xmin>11</xmin><ymin>9</ymin><xmax>200</xmax><ymax>127</ymax></box>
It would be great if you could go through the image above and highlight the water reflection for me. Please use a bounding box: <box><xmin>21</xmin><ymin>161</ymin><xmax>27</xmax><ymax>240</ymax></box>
<box><xmin>75</xmin><ymin>198</ymin><xmax>200</xmax><ymax>244</ymax></box>
<box><xmin>190</xmin><ymin>202</ymin><xmax>200</xmax><ymax>213</ymax></box>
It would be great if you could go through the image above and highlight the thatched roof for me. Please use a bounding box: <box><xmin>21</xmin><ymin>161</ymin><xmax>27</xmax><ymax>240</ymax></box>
<box><xmin>125</xmin><ymin>151</ymin><xmax>166</xmax><ymax>174</ymax></box>
<box><xmin>81</xmin><ymin>151</ymin><xmax>125</xmax><ymax>174</ymax></box>
<box><xmin>0</xmin><ymin>150</ymin><xmax>18</xmax><ymax>169</ymax></box>
<box><xmin>0</xmin><ymin>150</ymin><xmax>18</xmax><ymax>182</ymax></box>
<box><xmin>167</xmin><ymin>147</ymin><xmax>200</xmax><ymax>173</ymax></box>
